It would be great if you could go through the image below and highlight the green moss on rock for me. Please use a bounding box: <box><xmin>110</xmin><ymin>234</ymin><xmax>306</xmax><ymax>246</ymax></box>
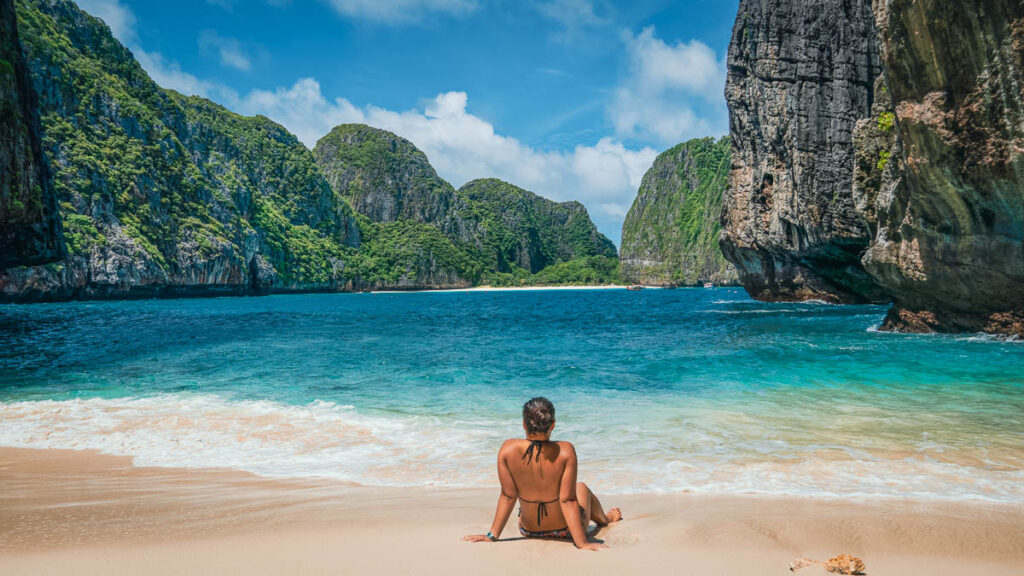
<box><xmin>620</xmin><ymin>137</ymin><xmax>738</xmax><ymax>286</ymax></box>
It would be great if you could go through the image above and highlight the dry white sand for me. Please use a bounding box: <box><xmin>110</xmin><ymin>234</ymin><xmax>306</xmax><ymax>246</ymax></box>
<box><xmin>369</xmin><ymin>285</ymin><xmax>636</xmax><ymax>293</ymax></box>
<box><xmin>1</xmin><ymin>448</ymin><xmax>1022</xmax><ymax>575</ymax></box>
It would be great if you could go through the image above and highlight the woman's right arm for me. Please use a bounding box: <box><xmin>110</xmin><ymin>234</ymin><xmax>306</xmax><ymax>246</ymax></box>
<box><xmin>463</xmin><ymin>441</ymin><xmax>518</xmax><ymax>542</ymax></box>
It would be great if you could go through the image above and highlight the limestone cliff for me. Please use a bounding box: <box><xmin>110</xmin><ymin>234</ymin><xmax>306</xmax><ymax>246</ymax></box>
<box><xmin>1</xmin><ymin>0</ymin><xmax>625</xmax><ymax>300</ymax></box>
<box><xmin>621</xmin><ymin>137</ymin><xmax>738</xmax><ymax>286</ymax></box>
<box><xmin>723</xmin><ymin>0</ymin><xmax>1024</xmax><ymax>335</ymax></box>
<box><xmin>720</xmin><ymin>0</ymin><xmax>888</xmax><ymax>303</ymax></box>
<box><xmin>2</xmin><ymin>0</ymin><xmax>360</xmax><ymax>301</ymax></box>
<box><xmin>313</xmin><ymin>124</ymin><xmax>478</xmax><ymax>241</ymax></box>
<box><xmin>315</xmin><ymin>127</ymin><xmax>618</xmax><ymax>285</ymax></box>
<box><xmin>861</xmin><ymin>0</ymin><xmax>1024</xmax><ymax>335</ymax></box>
<box><xmin>458</xmin><ymin>178</ymin><xmax>617</xmax><ymax>274</ymax></box>
<box><xmin>0</xmin><ymin>0</ymin><xmax>62</xmax><ymax>268</ymax></box>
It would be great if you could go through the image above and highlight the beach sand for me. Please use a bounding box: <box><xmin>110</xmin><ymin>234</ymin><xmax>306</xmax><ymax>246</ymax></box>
<box><xmin>369</xmin><ymin>285</ymin><xmax>635</xmax><ymax>294</ymax></box>
<box><xmin>1</xmin><ymin>448</ymin><xmax>1022</xmax><ymax>575</ymax></box>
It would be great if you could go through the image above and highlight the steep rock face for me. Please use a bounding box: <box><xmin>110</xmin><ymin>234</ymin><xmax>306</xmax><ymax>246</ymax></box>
<box><xmin>720</xmin><ymin>0</ymin><xmax>888</xmax><ymax>303</ymax></box>
<box><xmin>313</xmin><ymin>123</ymin><xmax>493</xmax><ymax>289</ymax></box>
<box><xmin>314</xmin><ymin>123</ymin><xmax>444</xmax><ymax>224</ymax></box>
<box><xmin>0</xmin><ymin>0</ymin><xmax>62</xmax><ymax>268</ymax></box>
<box><xmin>458</xmin><ymin>178</ymin><xmax>617</xmax><ymax>274</ymax></box>
<box><xmin>1</xmin><ymin>0</ymin><xmax>360</xmax><ymax>301</ymax></box>
<box><xmin>314</xmin><ymin>128</ymin><xmax>617</xmax><ymax>286</ymax></box>
<box><xmin>861</xmin><ymin>0</ymin><xmax>1024</xmax><ymax>335</ymax></box>
<box><xmin>1</xmin><ymin>0</ymin><xmax>623</xmax><ymax>300</ymax></box>
<box><xmin>313</xmin><ymin>124</ymin><xmax>477</xmax><ymax>240</ymax></box>
<box><xmin>621</xmin><ymin>137</ymin><xmax>738</xmax><ymax>286</ymax></box>
<box><xmin>312</xmin><ymin>124</ymin><xmax>491</xmax><ymax>288</ymax></box>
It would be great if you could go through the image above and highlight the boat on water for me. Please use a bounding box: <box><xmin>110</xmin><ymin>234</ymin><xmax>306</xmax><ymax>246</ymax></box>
<box><xmin>627</xmin><ymin>285</ymin><xmax>645</xmax><ymax>291</ymax></box>
<box><xmin>703</xmin><ymin>282</ymin><xmax>714</xmax><ymax>288</ymax></box>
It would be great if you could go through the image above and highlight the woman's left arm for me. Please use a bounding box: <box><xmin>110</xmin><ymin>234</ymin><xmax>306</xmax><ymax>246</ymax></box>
<box><xmin>559</xmin><ymin>443</ymin><xmax>605</xmax><ymax>550</ymax></box>
<box><xmin>463</xmin><ymin>442</ymin><xmax>518</xmax><ymax>542</ymax></box>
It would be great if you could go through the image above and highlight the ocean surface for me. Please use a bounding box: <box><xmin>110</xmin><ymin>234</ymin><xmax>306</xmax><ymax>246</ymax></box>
<box><xmin>1</xmin><ymin>289</ymin><xmax>1022</xmax><ymax>502</ymax></box>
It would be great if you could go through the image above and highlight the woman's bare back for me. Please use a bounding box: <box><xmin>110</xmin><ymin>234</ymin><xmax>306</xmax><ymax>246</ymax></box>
<box><xmin>500</xmin><ymin>439</ymin><xmax>573</xmax><ymax>531</ymax></box>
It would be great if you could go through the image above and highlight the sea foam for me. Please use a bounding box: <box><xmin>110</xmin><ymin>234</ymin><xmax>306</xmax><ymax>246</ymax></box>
<box><xmin>2</xmin><ymin>394</ymin><xmax>1022</xmax><ymax>503</ymax></box>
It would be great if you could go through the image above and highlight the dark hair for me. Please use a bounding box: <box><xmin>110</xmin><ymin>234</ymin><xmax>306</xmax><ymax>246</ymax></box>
<box><xmin>522</xmin><ymin>397</ymin><xmax>555</xmax><ymax>434</ymax></box>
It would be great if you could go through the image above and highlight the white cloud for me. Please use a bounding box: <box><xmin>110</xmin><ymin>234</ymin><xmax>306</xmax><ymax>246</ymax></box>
<box><xmin>229</xmin><ymin>83</ymin><xmax>656</xmax><ymax>241</ymax></box>
<box><xmin>135</xmin><ymin>49</ymin><xmax>224</xmax><ymax>99</ymax></box>
<box><xmin>609</xmin><ymin>26</ymin><xmax>727</xmax><ymax>145</ymax></box>
<box><xmin>323</xmin><ymin>0</ymin><xmax>477</xmax><ymax>23</ymax></box>
<box><xmin>75</xmin><ymin>0</ymin><xmax>137</xmax><ymax>43</ymax></box>
<box><xmin>198</xmin><ymin>30</ymin><xmax>252</xmax><ymax>71</ymax></box>
<box><xmin>231</xmin><ymin>78</ymin><xmax>360</xmax><ymax>144</ymax></box>
<box><xmin>75</xmin><ymin>0</ymin><xmax>655</xmax><ymax>243</ymax></box>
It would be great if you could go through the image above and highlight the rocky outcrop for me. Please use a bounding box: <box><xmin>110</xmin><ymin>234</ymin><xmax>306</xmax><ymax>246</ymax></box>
<box><xmin>314</xmin><ymin>128</ymin><xmax>617</xmax><ymax>285</ymax></box>
<box><xmin>0</xmin><ymin>0</ymin><xmax>62</xmax><ymax>268</ymax></box>
<box><xmin>313</xmin><ymin>124</ymin><xmax>479</xmax><ymax>240</ymax></box>
<box><xmin>1</xmin><ymin>0</ymin><xmax>359</xmax><ymax>301</ymax></box>
<box><xmin>861</xmin><ymin>0</ymin><xmax>1024</xmax><ymax>335</ymax></box>
<box><xmin>723</xmin><ymin>0</ymin><xmax>1024</xmax><ymax>335</ymax></box>
<box><xmin>621</xmin><ymin>137</ymin><xmax>738</xmax><ymax>286</ymax></box>
<box><xmin>1</xmin><ymin>0</ymin><xmax>619</xmax><ymax>301</ymax></box>
<box><xmin>458</xmin><ymin>178</ymin><xmax>617</xmax><ymax>274</ymax></box>
<box><xmin>720</xmin><ymin>0</ymin><xmax>888</xmax><ymax>303</ymax></box>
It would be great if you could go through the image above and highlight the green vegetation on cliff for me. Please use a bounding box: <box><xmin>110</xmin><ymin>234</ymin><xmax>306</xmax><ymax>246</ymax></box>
<box><xmin>315</xmin><ymin>128</ymin><xmax>619</xmax><ymax>288</ymax></box>
<box><xmin>11</xmin><ymin>0</ymin><xmax>358</xmax><ymax>292</ymax></box>
<box><xmin>620</xmin><ymin>136</ymin><xmax>738</xmax><ymax>286</ymax></box>
<box><xmin>314</xmin><ymin>124</ymin><xmax>460</xmax><ymax>227</ymax></box>
<box><xmin>487</xmin><ymin>255</ymin><xmax>620</xmax><ymax>286</ymax></box>
<box><xmin>459</xmin><ymin>178</ymin><xmax>617</xmax><ymax>275</ymax></box>
<box><xmin>349</xmin><ymin>218</ymin><xmax>486</xmax><ymax>287</ymax></box>
<box><xmin>2</xmin><ymin>0</ymin><xmax>619</xmax><ymax>298</ymax></box>
<box><xmin>0</xmin><ymin>0</ymin><xmax>63</xmax><ymax>268</ymax></box>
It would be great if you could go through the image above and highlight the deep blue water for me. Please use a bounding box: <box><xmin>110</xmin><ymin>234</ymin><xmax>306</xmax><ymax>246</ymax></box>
<box><xmin>1</xmin><ymin>288</ymin><xmax>1021</xmax><ymax>500</ymax></box>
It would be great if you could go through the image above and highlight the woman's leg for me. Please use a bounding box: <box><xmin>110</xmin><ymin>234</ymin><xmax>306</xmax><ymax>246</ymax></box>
<box><xmin>576</xmin><ymin>482</ymin><xmax>622</xmax><ymax>526</ymax></box>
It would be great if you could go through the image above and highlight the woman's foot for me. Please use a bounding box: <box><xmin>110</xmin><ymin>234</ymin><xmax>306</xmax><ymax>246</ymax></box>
<box><xmin>596</xmin><ymin>507</ymin><xmax>622</xmax><ymax>525</ymax></box>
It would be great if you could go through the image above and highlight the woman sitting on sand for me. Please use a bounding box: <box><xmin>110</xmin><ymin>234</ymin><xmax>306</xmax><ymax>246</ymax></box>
<box><xmin>463</xmin><ymin>397</ymin><xmax>622</xmax><ymax>551</ymax></box>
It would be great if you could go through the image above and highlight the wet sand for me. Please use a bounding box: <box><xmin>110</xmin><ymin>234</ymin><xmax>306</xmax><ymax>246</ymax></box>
<box><xmin>1</xmin><ymin>447</ymin><xmax>1022</xmax><ymax>575</ymax></box>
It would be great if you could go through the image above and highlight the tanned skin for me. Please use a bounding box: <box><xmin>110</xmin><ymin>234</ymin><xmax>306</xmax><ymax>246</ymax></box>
<box><xmin>463</xmin><ymin>420</ymin><xmax>622</xmax><ymax>550</ymax></box>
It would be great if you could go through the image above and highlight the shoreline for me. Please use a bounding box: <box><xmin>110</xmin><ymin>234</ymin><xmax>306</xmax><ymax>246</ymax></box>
<box><xmin>369</xmin><ymin>284</ymin><xmax>632</xmax><ymax>293</ymax></box>
<box><xmin>2</xmin><ymin>448</ymin><xmax>1022</xmax><ymax>575</ymax></box>
<box><xmin>369</xmin><ymin>284</ymin><xmax>743</xmax><ymax>294</ymax></box>
<box><xmin>0</xmin><ymin>282</ymin><xmax>751</xmax><ymax>305</ymax></box>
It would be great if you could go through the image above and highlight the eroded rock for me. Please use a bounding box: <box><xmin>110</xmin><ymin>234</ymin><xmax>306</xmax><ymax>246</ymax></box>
<box><xmin>0</xmin><ymin>0</ymin><xmax>62</xmax><ymax>268</ymax></box>
<box><xmin>864</xmin><ymin>0</ymin><xmax>1024</xmax><ymax>335</ymax></box>
<box><xmin>720</xmin><ymin>0</ymin><xmax>888</xmax><ymax>303</ymax></box>
<box><xmin>621</xmin><ymin>137</ymin><xmax>738</xmax><ymax>286</ymax></box>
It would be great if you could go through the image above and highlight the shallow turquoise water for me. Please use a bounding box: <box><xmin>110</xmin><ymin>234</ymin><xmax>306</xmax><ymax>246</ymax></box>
<box><xmin>1</xmin><ymin>289</ymin><xmax>1021</xmax><ymax>500</ymax></box>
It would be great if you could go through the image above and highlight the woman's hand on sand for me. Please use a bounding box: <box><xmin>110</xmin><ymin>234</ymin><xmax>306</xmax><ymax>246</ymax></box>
<box><xmin>578</xmin><ymin>542</ymin><xmax>608</xmax><ymax>551</ymax></box>
<box><xmin>462</xmin><ymin>534</ymin><xmax>494</xmax><ymax>543</ymax></box>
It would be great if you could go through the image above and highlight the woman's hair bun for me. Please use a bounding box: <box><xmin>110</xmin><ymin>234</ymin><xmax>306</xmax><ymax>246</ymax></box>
<box><xmin>522</xmin><ymin>397</ymin><xmax>555</xmax><ymax>434</ymax></box>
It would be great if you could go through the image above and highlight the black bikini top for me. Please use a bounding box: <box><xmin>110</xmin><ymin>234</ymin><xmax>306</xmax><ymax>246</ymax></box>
<box><xmin>522</xmin><ymin>439</ymin><xmax>546</xmax><ymax>464</ymax></box>
<box><xmin>517</xmin><ymin>439</ymin><xmax>559</xmax><ymax>525</ymax></box>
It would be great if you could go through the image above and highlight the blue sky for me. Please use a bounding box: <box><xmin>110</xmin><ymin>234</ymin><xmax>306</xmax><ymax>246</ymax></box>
<box><xmin>76</xmin><ymin>0</ymin><xmax>739</xmax><ymax>244</ymax></box>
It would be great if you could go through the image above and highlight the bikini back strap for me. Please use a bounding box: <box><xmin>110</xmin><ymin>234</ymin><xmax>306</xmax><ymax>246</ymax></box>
<box><xmin>522</xmin><ymin>439</ymin><xmax>545</xmax><ymax>464</ymax></box>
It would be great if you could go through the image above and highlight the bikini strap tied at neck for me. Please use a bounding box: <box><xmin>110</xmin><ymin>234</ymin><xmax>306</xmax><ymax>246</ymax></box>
<box><xmin>522</xmin><ymin>439</ymin><xmax>545</xmax><ymax>464</ymax></box>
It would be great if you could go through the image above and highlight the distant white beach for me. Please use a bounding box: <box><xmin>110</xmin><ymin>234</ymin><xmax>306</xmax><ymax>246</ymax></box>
<box><xmin>369</xmin><ymin>285</ymin><xmax>652</xmax><ymax>294</ymax></box>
